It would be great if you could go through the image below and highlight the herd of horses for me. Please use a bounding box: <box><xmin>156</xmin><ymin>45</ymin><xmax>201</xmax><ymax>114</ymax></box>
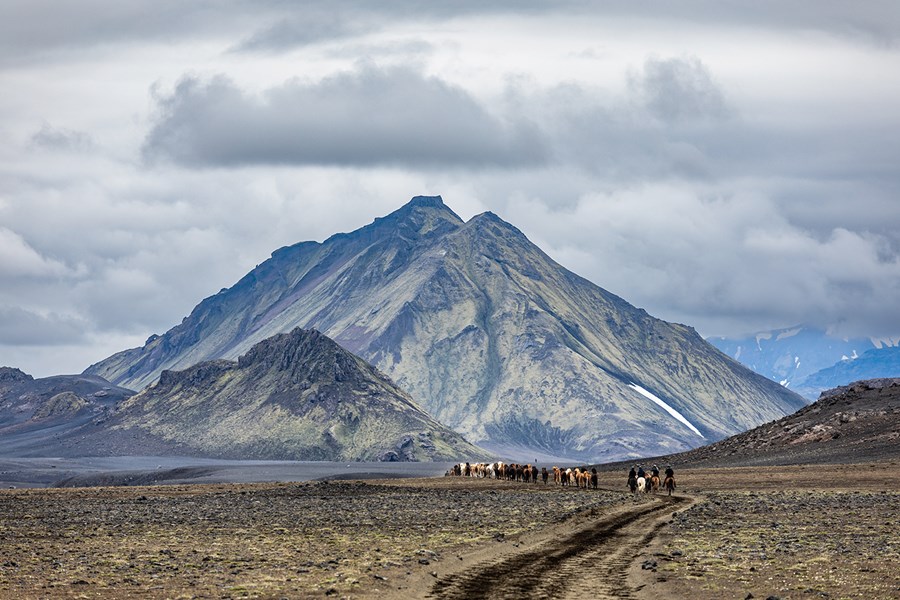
<box><xmin>447</xmin><ymin>462</ymin><xmax>677</xmax><ymax>496</ymax></box>
<box><xmin>627</xmin><ymin>472</ymin><xmax>677</xmax><ymax>495</ymax></box>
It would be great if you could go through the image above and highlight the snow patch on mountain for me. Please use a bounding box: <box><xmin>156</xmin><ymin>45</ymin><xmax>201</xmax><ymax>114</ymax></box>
<box><xmin>629</xmin><ymin>383</ymin><xmax>705</xmax><ymax>438</ymax></box>
<box><xmin>871</xmin><ymin>337</ymin><xmax>900</xmax><ymax>349</ymax></box>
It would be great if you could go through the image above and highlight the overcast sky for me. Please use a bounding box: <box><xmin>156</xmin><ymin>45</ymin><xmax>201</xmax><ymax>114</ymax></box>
<box><xmin>2</xmin><ymin>1</ymin><xmax>900</xmax><ymax>377</ymax></box>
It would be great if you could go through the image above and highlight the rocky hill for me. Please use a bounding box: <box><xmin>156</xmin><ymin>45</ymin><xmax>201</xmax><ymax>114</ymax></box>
<box><xmin>630</xmin><ymin>378</ymin><xmax>900</xmax><ymax>469</ymax></box>
<box><xmin>85</xmin><ymin>196</ymin><xmax>806</xmax><ymax>462</ymax></box>
<box><xmin>82</xmin><ymin>328</ymin><xmax>488</xmax><ymax>462</ymax></box>
<box><xmin>0</xmin><ymin>367</ymin><xmax>135</xmax><ymax>455</ymax></box>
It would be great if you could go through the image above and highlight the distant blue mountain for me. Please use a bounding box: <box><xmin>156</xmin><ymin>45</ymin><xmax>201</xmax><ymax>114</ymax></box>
<box><xmin>707</xmin><ymin>326</ymin><xmax>900</xmax><ymax>400</ymax></box>
<box><xmin>793</xmin><ymin>346</ymin><xmax>900</xmax><ymax>399</ymax></box>
<box><xmin>707</xmin><ymin>326</ymin><xmax>875</xmax><ymax>387</ymax></box>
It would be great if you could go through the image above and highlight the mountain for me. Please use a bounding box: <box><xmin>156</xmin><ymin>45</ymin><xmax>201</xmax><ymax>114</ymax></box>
<box><xmin>793</xmin><ymin>346</ymin><xmax>900</xmax><ymax>400</ymax></box>
<box><xmin>638</xmin><ymin>378</ymin><xmax>900</xmax><ymax>468</ymax></box>
<box><xmin>707</xmin><ymin>326</ymin><xmax>900</xmax><ymax>400</ymax></box>
<box><xmin>85</xmin><ymin>195</ymin><xmax>806</xmax><ymax>462</ymax></box>
<box><xmin>0</xmin><ymin>367</ymin><xmax>135</xmax><ymax>455</ymax></box>
<box><xmin>56</xmin><ymin>329</ymin><xmax>487</xmax><ymax>462</ymax></box>
<box><xmin>706</xmin><ymin>326</ymin><xmax>880</xmax><ymax>389</ymax></box>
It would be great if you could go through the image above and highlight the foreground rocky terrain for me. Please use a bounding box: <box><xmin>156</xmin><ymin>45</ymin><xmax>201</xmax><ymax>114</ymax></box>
<box><xmin>0</xmin><ymin>465</ymin><xmax>897</xmax><ymax>599</ymax></box>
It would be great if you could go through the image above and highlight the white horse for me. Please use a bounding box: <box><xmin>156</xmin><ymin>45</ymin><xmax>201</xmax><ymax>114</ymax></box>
<box><xmin>636</xmin><ymin>476</ymin><xmax>646</xmax><ymax>493</ymax></box>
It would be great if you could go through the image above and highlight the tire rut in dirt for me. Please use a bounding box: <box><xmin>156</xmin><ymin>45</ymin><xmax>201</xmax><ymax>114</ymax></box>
<box><xmin>429</xmin><ymin>495</ymin><xmax>687</xmax><ymax>600</ymax></box>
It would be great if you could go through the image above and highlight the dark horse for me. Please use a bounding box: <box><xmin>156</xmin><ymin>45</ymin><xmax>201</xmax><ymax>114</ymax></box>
<box><xmin>627</xmin><ymin>475</ymin><xmax>638</xmax><ymax>493</ymax></box>
<box><xmin>664</xmin><ymin>475</ymin><xmax>676</xmax><ymax>496</ymax></box>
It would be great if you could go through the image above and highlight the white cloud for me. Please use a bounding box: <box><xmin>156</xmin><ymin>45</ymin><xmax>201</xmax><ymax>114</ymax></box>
<box><xmin>0</xmin><ymin>227</ymin><xmax>74</xmax><ymax>278</ymax></box>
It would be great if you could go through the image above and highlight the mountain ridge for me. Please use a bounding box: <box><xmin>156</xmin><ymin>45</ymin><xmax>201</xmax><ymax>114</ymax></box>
<box><xmin>15</xmin><ymin>328</ymin><xmax>488</xmax><ymax>461</ymax></box>
<box><xmin>85</xmin><ymin>195</ymin><xmax>807</xmax><ymax>461</ymax></box>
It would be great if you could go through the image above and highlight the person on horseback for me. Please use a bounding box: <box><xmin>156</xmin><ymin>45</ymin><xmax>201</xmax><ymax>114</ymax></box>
<box><xmin>664</xmin><ymin>465</ymin><xmax>676</xmax><ymax>495</ymax></box>
<box><xmin>651</xmin><ymin>464</ymin><xmax>660</xmax><ymax>478</ymax></box>
<box><xmin>627</xmin><ymin>466</ymin><xmax>637</xmax><ymax>493</ymax></box>
<box><xmin>637</xmin><ymin>465</ymin><xmax>645</xmax><ymax>479</ymax></box>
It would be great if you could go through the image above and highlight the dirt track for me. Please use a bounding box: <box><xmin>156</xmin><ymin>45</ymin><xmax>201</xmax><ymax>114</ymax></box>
<box><xmin>429</xmin><ymin>494</ymin><xmax>694</xmax><ymax>599</ymax></box>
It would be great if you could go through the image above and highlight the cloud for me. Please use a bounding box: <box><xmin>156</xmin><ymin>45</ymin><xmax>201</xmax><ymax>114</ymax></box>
<box><xmin>501</xmin><ymin>186</ymin><xmax>900</xmax><ymax>338</ymax></box>
<box><xmin>29</xmin><ymin>123</ymin><xmax>95</xmax><ymax>152</ymax></box>
<box><xmin>500</xmin><ymin>56</ymin><xmax>734</xmax><ymax>182</ymax></box>
<box><xmin>0</xmin><ymin>227</ymin><xmax>73</xmax><ymax>278</ymax></box>
<box><xmin>231</xmin><ymin>14</ymin><xmax>372</xmax><ymax>53</ymax></box>
<box><xmin>629</xmin><ymin>56</ymin><xmax>731</xmax><ymax>123</ymax></box>
<box><xmin>2</xmin><ymin>1</ymin><xmax>898</xmax><ymax>67</ymax></box>
<box><xmin>0</xmin><ymin>306</ymin><xmax>87</xmax><ymax>346</ymax></box>
<box><xmin>142</xmin><ymin>65</ymin><xmax>546</xmax><ymax>168</ymax></box>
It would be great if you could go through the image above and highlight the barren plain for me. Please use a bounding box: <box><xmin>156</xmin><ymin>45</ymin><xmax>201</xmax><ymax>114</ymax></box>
<box><xmin>1</xmin><ymin>463</ymin><xmax>898</xmax><ymax>599</ymax></box>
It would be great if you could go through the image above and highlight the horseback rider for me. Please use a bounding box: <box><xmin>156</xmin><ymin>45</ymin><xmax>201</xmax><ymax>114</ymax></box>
<box><xmin>651</xmin><ymin>464</ymin><xmax>660</xmax><ymax>478</ymax></box>
<box><xmin>663</xmin><ymin>464</ymin><xmax>676</xmax><ymax>495</ymax></box>
<box><xmin>637</xmin><ymin>465</ymin><xmax>645</xmax><ymax>479</ymax></box>
<box><xmin>627</xmin><ymin>466</ymin><xmax>637</xmax><ymax>493</ymax></box>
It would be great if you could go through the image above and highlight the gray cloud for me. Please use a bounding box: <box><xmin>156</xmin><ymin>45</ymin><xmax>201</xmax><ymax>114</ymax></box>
<box><xmin>231</xmin><ymin>14</ymin><xmax>372</xmax><ymax>53</ymax></box>
<box><xmin>143</xmin><ymin>65</ymin><xmax>546</xmax><ymax>168</ymax></box>
<box><xmin>0</xmin><ymin>306</ymin><xmax>87</xmax><ymax>346</ymax></box>
<box><xmin>3</xmin><ymin>1</ymin><xmax>897</xmax><ymax>66</ymax></box>
<box><xmin>29</xmin><ymin>123</ymin><xmax>95</xmax><ymax>152</ymax></box>
<box><xmin>629</xmin><ymin>56</ymin><xmax>731</xmax><ymax>123</ymax></box>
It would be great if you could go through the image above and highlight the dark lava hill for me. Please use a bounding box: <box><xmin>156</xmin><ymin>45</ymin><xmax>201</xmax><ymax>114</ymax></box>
<box><xmin>0</xmin><ymin>367</ymin><xmax>135</xmax><ymax>456</ymax></box>
<box><xmin>633</xmin><ymin>378</ymin><xmax>900</xmax><ymax>469</ymax></box>
<box><xmin>79</xmin><ymin>328</ymin><xmax>488</xmax><ymax>462</ymax></box>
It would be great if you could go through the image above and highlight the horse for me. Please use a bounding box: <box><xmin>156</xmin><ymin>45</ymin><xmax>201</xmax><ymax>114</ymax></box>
<box><xmin>636</xmin><ymin>476</ymin><xmax>646</xmax><ymax>493</ymax></box>
<box><xmin>664</xmin><ymin>475</ymin><xmax>676</xmax><ymax>496</ymax></box>
<box><xmin>648</xmin><ymin>474</ymin><xmax>660</xmax><ymax>493</ymax></box>
<box><xmin>627</xmin><ymin>475</ymin><xmax>637</xmax><ymax>493</ymax></box>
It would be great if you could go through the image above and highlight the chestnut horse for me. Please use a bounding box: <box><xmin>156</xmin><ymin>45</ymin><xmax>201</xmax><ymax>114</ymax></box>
<box><xmin>664</xmin><ymin>475</ymin><xmax>676</xmax><ymax>495</ymax></box>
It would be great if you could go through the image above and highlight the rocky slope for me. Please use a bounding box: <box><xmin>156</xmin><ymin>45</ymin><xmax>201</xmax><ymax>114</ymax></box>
<box><xmin>85</xmin><ymin>328</ymin><xmax>487</xmax><ymax>462</ymax></box>
<box><xmin>0</xmin><ymin>367</ymin><xmax>135</xmax><ymax>455</ymax></box>
<box><xmin>633</xmin><ymin>378</ymin><xmax>900</xmax><ymax>468</ymax></box>
<box><xmin>85</xmin><ymin>196</ymin><xmax>806</xmax><ymax>461</ymax></box>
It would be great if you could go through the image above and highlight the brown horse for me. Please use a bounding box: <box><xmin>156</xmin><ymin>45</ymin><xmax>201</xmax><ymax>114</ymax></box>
<box><xmin>664</xmin><ymin>475</ymin><xmax>676</xmax><ymax>495</ymax></box>
<box><xmin>648</xmin><ymin>474</ymin><xmax>660</xmax><ymax>493</ymax></box>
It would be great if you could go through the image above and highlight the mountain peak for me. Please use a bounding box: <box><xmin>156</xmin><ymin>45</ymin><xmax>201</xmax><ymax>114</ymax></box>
<box><xmin>0</xmin><ymin>367</ymin><xmax>33</xmax><ymax>383</ymax></box>
<box><xmin>407</xmin><ymin>195</ymin><xmax>446</xmax><ymax>209</ymax></box>
<box><xmin>375</xmin><ymin>195</ymin><xmax>463</xmax><ymax>235</ymax></box>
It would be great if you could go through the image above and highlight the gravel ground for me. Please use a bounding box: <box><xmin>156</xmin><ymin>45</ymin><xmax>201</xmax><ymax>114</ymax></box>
<box><xmin>0</xmin><ymin>477</ymin><xmax>633</xmax><ymax>599</ymax></box>
<box><xmin>1</xmin><ymin>464</ymin><xmax>898</xmax><ymax>599</ymax></box>
<box><xmin>653</xmin><ymin>490</ymin><xmax>900</xmax><ymax>599</ymax></box>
